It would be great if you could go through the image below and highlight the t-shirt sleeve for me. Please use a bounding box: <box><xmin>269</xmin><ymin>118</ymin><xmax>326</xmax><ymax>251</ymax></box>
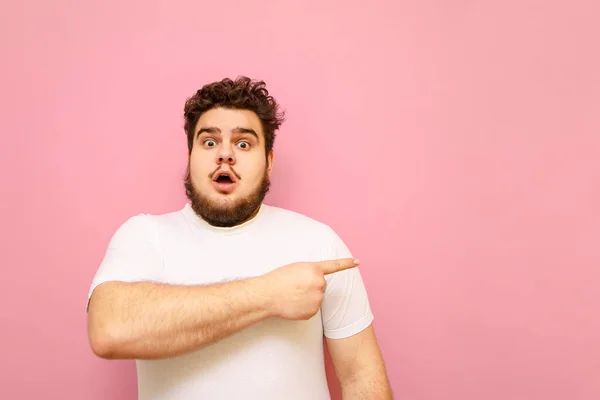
<box><xmin>86</xmin><ymin>214</ymin><xmax>164</xmax><ymax>311</ymax></box>
<box><xmin>320</xmin><ymin>227</ymin><xmax>374</xmax><ymax>339</ymax></box>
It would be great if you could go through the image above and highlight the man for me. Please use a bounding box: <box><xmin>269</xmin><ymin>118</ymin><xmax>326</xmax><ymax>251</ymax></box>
<box><xmin>86</xmin><ymin>76</ymin><xmax>392</xmax><ymax>399</ymax></box>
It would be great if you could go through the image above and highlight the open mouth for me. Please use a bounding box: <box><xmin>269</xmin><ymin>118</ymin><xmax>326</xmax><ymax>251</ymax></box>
<box><xmin>212</xmin><ymin>171</ymin><xmax>237</xmax><ymax>193</ymax></box>
<box><xmin>216</xmin><ymin>174</ymin><xmax>233</xmax><ymax>184</ymax></box>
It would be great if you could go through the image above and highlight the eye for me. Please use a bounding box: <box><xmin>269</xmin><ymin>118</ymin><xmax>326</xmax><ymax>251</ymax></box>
<box><xmin>203</xmin><ymin>139</ymin><xmax>217</xmax><ymax>147</ymax></box>
<box><xmin>237</xmin><ymin>141</ymin><xmax>250</xmax><ymax>150</ymax></box>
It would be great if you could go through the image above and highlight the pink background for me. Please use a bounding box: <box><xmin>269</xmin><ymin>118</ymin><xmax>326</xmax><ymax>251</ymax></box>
<box><xmin>1</xmin><ymin>1</ymin><xmax>599</xmax><ymax>399</ymax></box>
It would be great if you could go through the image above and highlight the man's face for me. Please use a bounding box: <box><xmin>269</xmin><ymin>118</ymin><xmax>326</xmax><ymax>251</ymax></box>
<box><xmin>185</xmin><ymin>107</ymin><xmax>274</xmax><ymax>227</ymax></box>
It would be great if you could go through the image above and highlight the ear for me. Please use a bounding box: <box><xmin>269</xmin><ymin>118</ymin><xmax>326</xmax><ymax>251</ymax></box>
<box><xmin>267</xmin><ymin>151</ymin><xmax>274</xmax><ymax>175</ymax></box>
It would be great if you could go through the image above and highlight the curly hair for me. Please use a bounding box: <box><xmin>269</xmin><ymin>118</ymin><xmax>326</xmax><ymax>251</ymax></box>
<box><xmin>183</xmin><ymin>76</ymin><xmax>285</xmax><ymax>158</ymax></box>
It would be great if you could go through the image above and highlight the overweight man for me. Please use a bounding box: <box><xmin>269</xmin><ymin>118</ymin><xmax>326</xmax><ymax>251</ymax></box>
<box><xmin>86</xmin><ymin>76</ymin><xmax>392</xmax><ymax>399</ymax></box>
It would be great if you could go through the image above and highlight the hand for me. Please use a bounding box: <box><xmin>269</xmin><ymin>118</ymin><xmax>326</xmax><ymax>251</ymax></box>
<box><xmin>260</xmin><ymin>258</ymin><xmax>360</xmax><ymax>320</ymax></box>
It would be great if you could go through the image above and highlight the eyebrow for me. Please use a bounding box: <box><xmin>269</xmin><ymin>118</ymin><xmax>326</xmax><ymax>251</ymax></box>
<box><xmin>196</xmin><ymin>127</ymin><xmax>259</xmax><ymax>141</ymax></box>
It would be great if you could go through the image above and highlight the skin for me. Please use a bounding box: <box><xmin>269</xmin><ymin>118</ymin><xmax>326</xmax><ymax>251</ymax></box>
<box><xmin>188</xmin><ymin>107</ymin><xmax>273</xmax><ymax>225</ymax></box>
<box><xmin>327</xmin><ymin>326</ymin><xmax>393</xmax><ymax>399</ymax></box>
<box><xmin>87</xmin><ymin>259</ymin><xmax>358</xmax><ymax>359</ymax></box>
<box><xmin>87</xmin><ymin>107</ymin><xmax>392</xmax><ymax>398</ymax></box>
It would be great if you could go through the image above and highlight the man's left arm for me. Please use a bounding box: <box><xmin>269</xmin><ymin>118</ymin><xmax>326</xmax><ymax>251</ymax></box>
<box><xmin>326</xmin><ymin>325</ymin><xmax>393</xmax><ymax>399</ymax></box>
<box><xmin>319</xmin><ymin>226</ymin><xmax>392</xmax><ymax>399</ymax></box>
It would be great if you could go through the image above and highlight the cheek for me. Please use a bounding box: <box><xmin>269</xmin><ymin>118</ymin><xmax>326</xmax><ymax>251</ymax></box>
<box><xmin>189</xmin><ymin>157</ymin><xmax>210</xmax><ymax>179</ymax></box>
<box><xmin>240</xmin><ymin>155</ymin><xmax>266</xmax><ymax>175</ymax></box>
<box><xmin>246</xmin><ymin>165</ymin><xmax>267</xmax><ymax>185</ymax></box>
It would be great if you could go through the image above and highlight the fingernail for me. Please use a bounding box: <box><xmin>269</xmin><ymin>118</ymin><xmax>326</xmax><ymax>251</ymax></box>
<box><xmin>354</xmin><ymin>259</ymin><xmax>360</xmax><ymax>265</ymax></box>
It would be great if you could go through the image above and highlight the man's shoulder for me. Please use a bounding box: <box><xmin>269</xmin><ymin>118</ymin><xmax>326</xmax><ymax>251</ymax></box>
<box><xmin>113</xmin><ymin>205</ymin><xmax>189</xmax><ymax>235</ymax></box>
<box><xmin>262</xmin><ymin>204</ymin><xmax>338</xmax><ymax>238</ymax></box>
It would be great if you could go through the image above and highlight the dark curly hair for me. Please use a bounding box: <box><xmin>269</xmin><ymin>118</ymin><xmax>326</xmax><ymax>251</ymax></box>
<box><xmin>183</xmin><ymin>76</ymin><xmax>285</xmax><ymax>158</ymax></box>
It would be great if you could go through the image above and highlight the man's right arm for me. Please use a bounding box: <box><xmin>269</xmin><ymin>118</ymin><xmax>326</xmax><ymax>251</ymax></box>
<box><xmin>87</xmin><ymin>277</ymin><xmax>271</xmax><ymax>360</ymax></box>
<box><xmin>87</xmin><ymin>258</ymin><xmax>359</xmax><ymax>360</ymax></box>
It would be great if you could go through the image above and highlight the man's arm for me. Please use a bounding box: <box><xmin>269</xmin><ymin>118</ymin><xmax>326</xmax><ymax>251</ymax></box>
<box><xmin>87</xmin><ymin>258</ymin><xmax>358</xmax><ymax>360</ymax></box>
<box><xmin>87</xmin><ymin>278</ymin><xmax>271</xmax><ymax>360</ymax></box>
<box><xmin>326</xmin><ymin>325</ymin><xmax>393</xmax><ymax>399</ymax></box>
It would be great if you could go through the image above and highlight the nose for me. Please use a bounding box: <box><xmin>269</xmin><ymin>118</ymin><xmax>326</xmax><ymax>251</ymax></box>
<box><xmin>219</xmin><ymin>156</ymin><xmax>234</xmax><ymax>165</ymax></box>
<box><xmin>217</xmin><ymin>142</ymin><xmax>235</xmax><ymax>165</ymax></box>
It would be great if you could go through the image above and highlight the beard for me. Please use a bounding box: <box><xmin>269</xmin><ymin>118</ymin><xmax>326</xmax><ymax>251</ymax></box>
<box><xmin>184</xmin><ymin>163</ymin><xmax>270</xmax><ymax>227</ymax></box>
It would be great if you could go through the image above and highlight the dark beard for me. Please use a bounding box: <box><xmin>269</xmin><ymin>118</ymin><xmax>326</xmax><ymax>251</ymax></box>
<box><xmin>184</xmin><ymin>164</ymin><xmax>270</xmax><ymax>227</ymax></box>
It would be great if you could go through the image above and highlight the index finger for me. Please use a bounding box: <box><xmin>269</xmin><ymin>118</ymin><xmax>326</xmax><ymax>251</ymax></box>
<box><xmin>319</xmin><ymin>258</ymin><xmax>360</xmax><ymax>275</ymax></box>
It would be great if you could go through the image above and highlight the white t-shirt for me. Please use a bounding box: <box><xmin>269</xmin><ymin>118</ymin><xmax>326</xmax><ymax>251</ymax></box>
<box><xmin>87</xmin><ymin>203</ymin><xmax>374</xmax><ymax>400</ymax></box>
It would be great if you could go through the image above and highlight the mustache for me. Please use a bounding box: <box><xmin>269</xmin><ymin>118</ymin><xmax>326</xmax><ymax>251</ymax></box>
<box><xmin>209</xmin><ymin>166</ymin><xmax>241</xmax><ymax>180</ymax></box>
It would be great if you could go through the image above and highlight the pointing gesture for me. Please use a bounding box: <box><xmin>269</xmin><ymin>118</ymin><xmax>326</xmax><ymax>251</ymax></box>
<box><xmin>259</xmin><ymin>258</ymin><xmax>361</xmax><ymax>321</ymax></box>
<box><xmin>319</xmin><ymin>258</ymin><xmax>361</xmax><ymax>275</ymax></box>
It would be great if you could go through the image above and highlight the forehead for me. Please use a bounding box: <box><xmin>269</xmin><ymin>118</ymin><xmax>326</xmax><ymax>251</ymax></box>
<box><xmin>195</xmin><ymin>107</ymin><xmax>264</xmax><ymax>137</ymax></box>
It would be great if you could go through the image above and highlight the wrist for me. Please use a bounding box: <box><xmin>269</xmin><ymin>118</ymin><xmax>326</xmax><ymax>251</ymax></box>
<box><xmin>244</xmin><ymin>276</ymin><xmax>277</xmax><ymax>318</ymax></box>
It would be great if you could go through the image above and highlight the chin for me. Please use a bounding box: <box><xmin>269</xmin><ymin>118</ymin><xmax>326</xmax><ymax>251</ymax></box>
<box><xmin>210</xmin><ymin>192</ymin><xmax>243</xmax><ymax>208</ymax></box>
<box><xmin>210</xmin><ymin>188</ymin><xmax>238</xmax><ymax>198</ymax></box>
<box><xmin>184</xmin><ymin>166</ymin><xmax>270</xmax><ymax>227</ymax></box>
